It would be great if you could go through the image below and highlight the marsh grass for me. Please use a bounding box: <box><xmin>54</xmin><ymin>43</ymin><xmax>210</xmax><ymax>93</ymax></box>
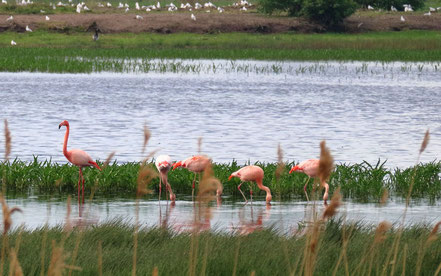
<box><xmin>1</xmin><ymin>31</ymin><xmax>441</xmax><ymax>73</ymax></box>
<box><xmin>0</xmin><ymin>157</ymin><xmax>440</xmax><ymax>201</ymax></box>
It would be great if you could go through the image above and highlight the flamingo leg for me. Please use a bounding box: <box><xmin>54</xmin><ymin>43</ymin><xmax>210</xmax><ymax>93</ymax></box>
<box><xmin>77</xmin><ymin>167</ymin><xmax>82</xmax><ymax>204</ymax></box>
<box><xmin>303</xmin><ymin>176</ymin><xmax>310</xmax><ymax>202</ymax></box>
<box><xmin>192</xmin><ymin>173</ymin><xmax>197</xmax><ymax>201</ymax></box>
<box><xmin>82</xmin><ymin>177</ymin><xmax>85</xmax><ymax>205</ymax></box>
<box><xmin>248</xmin><ymin>183</ymin><xmax>253</xmax><ymax>205</ymax></box>
<box><xmin>166</xmin><ymin>182</ymin><xmax>175</xmax><ymax>202</ymax></box>
<box><xmin>238</xmin><ymin>182</ymin><xmax>248</xmax><ymax>204</ymax></box>
<box><xmin>158</xmin><ymin>176</ymin><xmax>162</xmax><ymax>204</ymax></box>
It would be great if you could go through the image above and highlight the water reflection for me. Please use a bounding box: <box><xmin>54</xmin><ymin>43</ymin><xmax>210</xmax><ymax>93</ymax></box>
<box><xmin>4</xmin><ymin>196</ymin><xmax>441</xmax><ymax>233</ymax></box>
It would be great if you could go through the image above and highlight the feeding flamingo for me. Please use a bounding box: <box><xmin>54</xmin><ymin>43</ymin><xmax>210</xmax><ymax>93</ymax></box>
<box><xmin>229</xmin><ymin>165</ymin><xmax>272</xmax><ymax>205</ymax></box>
<box><xmin>289</xmin><ymin>159</ymin><xmax>329</xmax><ymax>204</ymax></box>
<box><xmin>59</xmin><ymin>120</ymin><xmax>101</xmax><ymax>204</ymax></box>
<box><xmin>172</xmin><ymin>155</ymin><xmax>222</xmax><ymax>199</ymax></box>
<box><xmin>155</xmin><ymin>155</ymin><xmax>176</xmax><ymax>202</ymax></box>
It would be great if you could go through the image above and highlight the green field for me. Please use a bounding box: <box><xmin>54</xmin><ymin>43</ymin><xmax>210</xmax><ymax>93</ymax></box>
<box><xmin>1</xmin><ymin>31</ymin><xmax>441</xmax><ymax>73</ymax></box>
<box><xmin>1</xmin><ymin>159</ymin><xmax>440</xmax><ymax>201</ymax></box>
<box><xmin>1</xmin><ymin>219</ymin><xmax>441</xmax><ymax>275</ymax></box>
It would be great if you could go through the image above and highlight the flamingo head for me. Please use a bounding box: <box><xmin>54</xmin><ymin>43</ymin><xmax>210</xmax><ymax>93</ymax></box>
<box><xmin>58</xmin><ymin>120</ymin><xmax>69</xmax><ymax>129</ymax></box>
<box><xmin>172</xmin><ymin>161</ymin><xmax>183</xmax><ymax>170</ymax></box>
<box><xmin>266</xmin><ymin>194</ymin><xmax>272</xmax><ymax>204</ymax></box>
<box><xmin>289</xmin><ymin>165</ymin><xmax>300</xmax><ymax>174</ymax></box>
<box><xmin>228</xmin><ymin>172</ymin><xmax>238</xmax><ymax>181</ymax></box>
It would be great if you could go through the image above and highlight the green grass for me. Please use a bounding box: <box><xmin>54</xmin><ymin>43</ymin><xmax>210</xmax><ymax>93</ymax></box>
<box><xmin>1</xmin><ymin>158</ymin><xmax>440</xmax><ymax>201</ymax></box>
<box><xmin>0</xmin><ymin>31</ymin><xmax>441</xmax><ymax>73</ymax></box>
<box><xmin>1</xmin><ymin>219</ymin><xmax>441</xmax><ymax>275</ymax></box>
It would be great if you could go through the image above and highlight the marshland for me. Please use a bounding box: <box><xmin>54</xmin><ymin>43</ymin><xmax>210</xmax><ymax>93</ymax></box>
<box><xmin>1</xmin><ymin>0</ymin><xmax>441</xmax><ymax>274</ymax></box>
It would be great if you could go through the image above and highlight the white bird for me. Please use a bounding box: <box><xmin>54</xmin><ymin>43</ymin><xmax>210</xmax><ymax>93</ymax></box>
<box><xmin>45</xmin><ymin>15</ymin><xmax>50</xmax><ymax>20</ymax></box>
<box><xmin>437</xmin><ymin>7</ymin><xmax>441</xmax><ymax>11</ymax></box>
<box><xmin>367</xmin><ymin>5</ymin><xmax>374</xmax><ymax>10</ymax></box>
<box><xmin>135</xmin><ymin>2</ymin><xmax>140</xmax><ymax>10</ymax></box>
<box><xmin>25</xmin><ymin>25</ymin><xmax>32</xmax><ymax>32</ymax></box>
<box><xmin>6</xmin><ymin>15</ymin><xmax>13</xmax><ymax>21</ymax></box>
<box><xmin>240</xmin><ymin>6</ymin><xmax>247</xmax><ymax>11</ymax></box>
<box><xmin>97</xmin><ymin>3</ymin><xmax>104</xmax><ymax>7</ymax></box>
<box><xmin>191</xmin><ymin>13</ymin><xmax>196</xmax><ymax>20</ymax></box>
<box><xmin>117</xmin><ymin>2</ymin><xmax>123</xmax><ymax>8</ymax></box>
<box><xmin>156</xmin><ymin>1</ymin><xmax>160</xmax><ymax>8</ymax></box>
<box><xmin>76</xmin><ymin>3</ymin><xmax>81</xmax><ymax>13</ymax></box>
<box><xmin>424</xmin><ymin>11</ymin><xmax>431</xmax><ymax>16</ymax></box>
<box><xmin>10</xmin><ymin>40</ymin><xmax>16</xmax><ymax>46</ymax></box>
<box><xmin>136</xmin><ymin>14</ymin><xmax>143</xmax><ymax>19</ymax></box>
<box><xmin>146</xmin><ymin>7</ymin><xmax>151</xmax><ymax>11</ymax></box>
<box><xmin>106</xmin><ymin>2</ymin><xmax>112</xmax><ymax>7</ymax></box>
<box><xmin>218</xmin><ymin>7</ymin><xmax>224</xmax><ymax>12</ymax></box>
<box><xmin>40</xmin><ymin>9</ymin><xmax>45</xmax><ymax>13</ymax></box>
<box><xmin>391</xmin><ymin>5</ymin><xmax>397</xmax><ymax>11</ymax></box>
<box><xmin>125</xmin><ymin>7</ymin><xmax>129</xmax><ymax>12</ymax></box>
<box><xmin>83</xmin><ymin>5</ymin><xmax>89</xmax><ymax>10</ymax></box>
<box><xmin>429</xmin><ymin>7</ymin><xmax>435</xmax><ymax>12</ymax></box>
<box><xmin>124</xmin><ymin>3</ymin><xmax>129</xmax><ymax>7</ymax></box>
<box><xmin>400</xmin><ymin>15</ymin><xmax>405</xmax><ymax>22</ymax></box>
<box><xmin>1</xmin><ymin>0</ymin><xmax>7</xmax><ymax>4</ymax></box>
<box><xmin>195</xmin><ymin>2</ymin><xmax>202</xmax><ymax>9</ymax></box>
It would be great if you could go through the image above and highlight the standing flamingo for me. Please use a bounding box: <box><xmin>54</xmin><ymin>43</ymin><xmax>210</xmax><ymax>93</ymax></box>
<box><xmin>228</xmin><ymin>165</ymin><xmax>272</xmax><ymax>205</ymax></box>
<box><xmin>155</xmin><ymin>155</ymin><xmax>176</xmax><ymax>202</ymax></box>
<box><xmin>59</xmin><ymin>120</ymin><xmax>101</xmax><ymax>204</ymax></box>
<box><xmin>289</xmin><ymin>159</ymin><xmax>329</xmax><ymax>204</ymax></box>
<box><xmin>172</xmin><ymin>155</ymin><xmax>222</xmax><ymax>199</ymax></box>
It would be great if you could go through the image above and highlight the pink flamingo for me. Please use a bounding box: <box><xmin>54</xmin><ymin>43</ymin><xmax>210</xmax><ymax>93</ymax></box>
<box><xmin>172</xmin><ymin>155</ymin><xmax>222</xmax><ymax>199</ymax></box>
<box><xmin>228</xmin><ymin>165</ymin><xmax>272</xmax><ymax>205</ymax></box>
<box><xmin>59</xmin><ymin>120</ymin><xmax>101</xmax><ymax>204</ymax></box>
<box><xmin>155</xmin><ymin>155</ymin><xmax>176</xmax><ymax>202</ymax></box>
<box><xmin>289</xmin><ymin>159</ymin><xmax>329</xmax><ymax>204</ymax></box>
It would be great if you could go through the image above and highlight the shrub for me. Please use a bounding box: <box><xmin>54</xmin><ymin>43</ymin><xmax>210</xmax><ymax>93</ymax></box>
<box><xmin>258</xmin><ymin>0</ymin><xmax>357</xmax><ymax>28</ymax></box>
<box><xmin>302</xmin><ymin>0</ymin><xmax>357</xmax><ymax>27</ymax></box>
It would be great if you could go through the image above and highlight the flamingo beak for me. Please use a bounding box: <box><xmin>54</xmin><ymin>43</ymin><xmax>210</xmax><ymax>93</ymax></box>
<box><xmin>172</xmin><ymin>161</ymin><xmax>182</xmax><ymax>170</ymax></box>
<box><xmin>58</xmin><ymin>124</ymin><xmax>62</xmax><ymax>129</ymax></box>
<box><xmin>289</xmin><ymin>166</ymin><xmax>299</xmax><ymax>174</ymax></box>
<box><xmin>228</xmin><ymin>174</ymin><xmax>233</xmax><ymax>181</ymax></box>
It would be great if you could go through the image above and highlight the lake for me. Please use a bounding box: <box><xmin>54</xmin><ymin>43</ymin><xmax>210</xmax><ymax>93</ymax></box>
<box><xmin>1</xmin><ymin>60</ymin><xmax>439</xmax><ymax>167</ymax></box>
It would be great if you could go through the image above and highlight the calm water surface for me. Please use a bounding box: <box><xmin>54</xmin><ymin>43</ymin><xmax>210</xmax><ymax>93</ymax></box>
<box><xmin>4</xmin><ymin>196</ymin><xmax>441</xmax><ymax>232</ymax></box>
<box><xmin>0</xmin><ymin>60</ymin><xmax>440</xmax><ymax>167</ymax></box>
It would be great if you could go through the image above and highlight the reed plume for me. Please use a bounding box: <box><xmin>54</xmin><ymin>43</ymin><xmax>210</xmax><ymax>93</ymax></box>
<box><xmin>419</xmin><ymin>129</ymin><xmax>430</xmax><ymax>154</ymax></box>
<box><xmin>322</xmin><ymin>188</ymin><xmax>341</xmax><ymax>220</ymax></box>
<box><xmin>0</xmin><ymin>194</ymin><xmax>22</xmax><ymax>234</ymax></box>
<box><xmin>318</xmin><ymin>140</ymin><xmax>334</xmax><ymax>185</ymax></box>
<box><xmin>373</xmin><ymin>221</ymin><xmax>392</xmax><ymax>244</ymax></box>
<box><xmin>4</xmin><ymin>119</ymin><xmax>11</xmax><ymax>161</ymax></box>
<box><xmin>427</xmin><ymin>221</ymin><xmax>441</xmax><ymax>243</ymax></box>
<box><xmin>102</xmin><ymin>151</ymin><xmax>116</xmax><ymax>169</ymax></box>
<box><xmin>275</xmin><ymin>143</ymin><xmax>284</xmax><ymax>181</ymax></box>
<box><xmin>141</xmin><ymin>123</ymin><xmax>151</xmax><ymax>154</ymax></box>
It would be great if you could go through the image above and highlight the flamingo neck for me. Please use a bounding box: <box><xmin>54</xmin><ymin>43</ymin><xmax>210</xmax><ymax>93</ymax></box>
<box><xmin>256</xmin><ymin>179</ymin><xmax>271</xmax><ymax>198</ymax></box>
<box><xmin>63</xmin><ymin>125</ymin><xmax>71</xmax><ymax>161</ymax></box>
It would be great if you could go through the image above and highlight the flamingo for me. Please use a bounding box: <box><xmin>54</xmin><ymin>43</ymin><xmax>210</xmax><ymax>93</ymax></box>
<box><xmin>59</xmin><ymin>120</ymin><xmax>101</xmax><ymax>204</ymax></box>
<box><xmin>172</xmin><ymin>155</ymin><xmax>221</xmax><ymax>199</ymax></box>
<box><xmin>289</xmin><ymin>159</ymin><xmax>329</xmax><ymax>204</ymax></box>
<box><xmin>228</xmin><ymin>165</ymin><xmax>272</xmax><ymax>205</ymax></box>
<box><xmin>155</xmin><ymin>155</ymin><xmax>176</xmax><ymax>202</ymax></box>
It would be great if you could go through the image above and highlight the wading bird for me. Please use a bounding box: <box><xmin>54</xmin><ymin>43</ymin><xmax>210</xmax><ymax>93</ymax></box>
<box><xmin>229</xmin><ymin>165</ymin><xmax>272</xmax><ymax>205</ymax></box>
<box><xmin>155</xmin><ymin>155</ymin><xmax>176</xmax><ymax>202</ymax></box>
<box><xmin>289</xmin><ymin>159</ymin><xmax>329</xmax><ymax>204</ymax></box>
<box><xmin>25</xmin><ymin>25</ymin><xmax>32</xmax><ymax>32</ymax></box>
<box><xmin>172</xmin><ymin>155</ymin><xmax>222</xmax><ymax>199</ymax></box>
<box><xmin>59</xmin><ymin>120</ymin><xmax>101</xmax><ymax>204</ymax></box>
<box><xmin>10</xmin><ymin>40</ymin><xmax>16</xmax><ymax>46</ymax></box>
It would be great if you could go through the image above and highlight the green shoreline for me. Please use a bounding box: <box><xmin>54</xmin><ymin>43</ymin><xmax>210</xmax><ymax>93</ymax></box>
<box><xmin>1</xmin><ymin>31</ymin><xmax>441</xmax><ymax>73</ymax></box>
<box><xmin>2</xmin><ymin>220</ymin><xmax>441</xmax><ymax>275</ymax></box>
<box><xmin>1</xmin><ymin>159</ymin><xmax>440</xmax><ymax>201</ymax></box>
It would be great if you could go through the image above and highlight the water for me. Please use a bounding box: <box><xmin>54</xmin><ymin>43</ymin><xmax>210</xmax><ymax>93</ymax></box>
<box><xmin>4</xmin><ymin>196</ymin><xmax>441</xmax><ymax>233</ymax></box>
<box><xmin>0</xmin><ymin>60</ymin><xmax>440</xmax><ymax>167</ymax></box>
